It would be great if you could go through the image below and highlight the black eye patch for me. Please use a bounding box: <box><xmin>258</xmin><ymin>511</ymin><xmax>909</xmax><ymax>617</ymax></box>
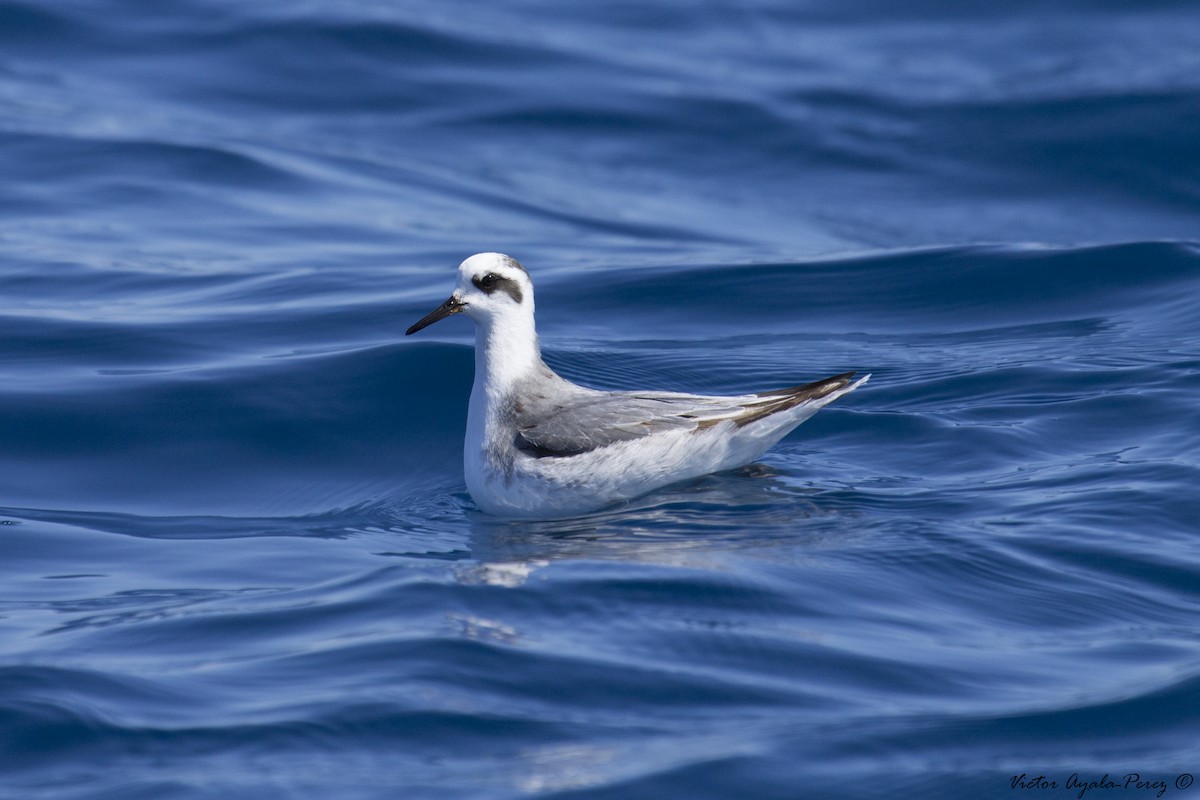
<box><xmin>472</xmin><ymin>272</ymin><xmax>524</xmax><ymax>304</ymax></box>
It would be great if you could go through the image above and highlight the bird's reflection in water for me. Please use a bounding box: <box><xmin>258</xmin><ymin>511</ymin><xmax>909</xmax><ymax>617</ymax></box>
<box><xmin>457</xmin><ymin>466</ymin><xmax>866</xmax><ymax>585</ymax></box>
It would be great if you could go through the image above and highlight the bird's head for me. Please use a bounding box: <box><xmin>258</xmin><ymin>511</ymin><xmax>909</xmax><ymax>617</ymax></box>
<box><xmin>406</xmin><ymin>252</ymin><xmax>535</xmax><ymax>335</ymax></box>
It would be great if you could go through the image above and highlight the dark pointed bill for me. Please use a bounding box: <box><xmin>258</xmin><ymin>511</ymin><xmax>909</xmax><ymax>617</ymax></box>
<box><xmin>406</xmin><ymin>295</ymin><xmax>466</xmax><ymax>335</ymax></box>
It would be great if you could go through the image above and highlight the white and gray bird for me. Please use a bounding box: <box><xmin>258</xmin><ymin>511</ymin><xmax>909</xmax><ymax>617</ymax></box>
<box><xmin>406</xmin><ymin>253</ymin><xmax>868</xmax><ymax>518</ymax></box>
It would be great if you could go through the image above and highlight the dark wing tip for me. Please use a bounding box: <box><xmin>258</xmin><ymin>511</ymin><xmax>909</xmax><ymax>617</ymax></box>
<box><xmin>735</xmin><ymin>371</ymin><xmax>859</xmax><ymax>428</ymax></box>
<box><xmin>756</xmin><ymin>371</ymin><xmax>856</xmax><ymax>401</ymax></box>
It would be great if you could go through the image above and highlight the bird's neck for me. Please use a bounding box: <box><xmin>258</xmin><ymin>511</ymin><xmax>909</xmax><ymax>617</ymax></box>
<box><xmin>473</xmin><ymin>311</ymin><xmax>543</xmax><ymax>401</ymax></box>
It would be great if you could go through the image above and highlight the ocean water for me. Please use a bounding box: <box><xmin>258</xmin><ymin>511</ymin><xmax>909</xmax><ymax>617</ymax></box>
<box><xmin>2</xmin><ymin>1</ymin><xmax>1199</xmax><ymax>798</ymax></box>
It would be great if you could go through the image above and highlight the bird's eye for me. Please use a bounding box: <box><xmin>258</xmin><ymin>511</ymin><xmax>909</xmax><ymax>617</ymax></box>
<box><xmin>479</xmin><ymin>273</ymin><xmax>497</xmax><ymax>290</ymax></box>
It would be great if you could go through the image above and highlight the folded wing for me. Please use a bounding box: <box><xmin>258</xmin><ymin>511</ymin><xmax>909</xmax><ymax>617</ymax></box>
<box><xmin>514</xmin><ymin>371</ymin><xmax>857</xmax><ymax>458</ymax></box>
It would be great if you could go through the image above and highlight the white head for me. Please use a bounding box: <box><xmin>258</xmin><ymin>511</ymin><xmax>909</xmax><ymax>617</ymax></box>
<box><xmin>407</xmin><ymin>253</ymin><xmax>542</xmax><ymax>385</ymax></box>
<box><xmin>406</xmin><ymin>253</ymin><xmax>535</xmax><ymax>336</ymax></box>
<box><xmin>406</xmin><ymin>254</ymin><xmax>544</xmax><ymax>387</ymax></box>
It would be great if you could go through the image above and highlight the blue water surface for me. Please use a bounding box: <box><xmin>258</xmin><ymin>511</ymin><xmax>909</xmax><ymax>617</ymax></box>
<box><xmin>2</xmin><ymin>2</ymin><xmax>1200</xmax><ymax>798</ymax></box>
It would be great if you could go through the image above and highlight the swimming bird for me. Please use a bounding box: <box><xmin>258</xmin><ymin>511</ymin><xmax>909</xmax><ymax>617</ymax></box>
<box><xmin>406</xmin><ymin>253</ymin><xmax>868</xmax><ymax>518</ymax></box>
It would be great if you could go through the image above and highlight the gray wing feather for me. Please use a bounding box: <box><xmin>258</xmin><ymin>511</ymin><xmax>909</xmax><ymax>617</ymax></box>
<box><xmin>513</xmin><ymin>371</ymin><xmax>859</xmax><ymax>458</ymax></box>
<box><xmin>514</xmin><ymin>391</ymin><xmax>743</xmax><ymax>458</ymax></box>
